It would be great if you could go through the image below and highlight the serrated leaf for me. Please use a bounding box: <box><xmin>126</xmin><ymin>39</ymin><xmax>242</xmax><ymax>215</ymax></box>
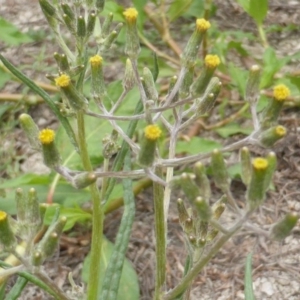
<box><xmin>176</xmin><ymin>137</ymin><xmax>222</xmax><ymax>155</ymax></box>
<box><xmin>82</xmin><ymin>237</ymin><xmax>139</xmax><ymax>300</ymax></box>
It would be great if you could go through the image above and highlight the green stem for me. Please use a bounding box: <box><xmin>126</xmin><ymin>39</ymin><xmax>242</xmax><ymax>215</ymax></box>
<box><xmin>76</xmin><ymin>111</ymin><xmax>103</xmax><ymax>300</ymax></box>
<box><xmin>153</xmin><ymin>166</ymin><xmax>166</xmax><ymax>299</ymax></box>
<box><xmin>257</xmin><ymin>24</ymin><xmax>268</xmax><ymax>48</ymax></box>
<box><xmin>164</xmin><ymin>214</ymin><xmax>250</xmax><ymax>299</ymax></box>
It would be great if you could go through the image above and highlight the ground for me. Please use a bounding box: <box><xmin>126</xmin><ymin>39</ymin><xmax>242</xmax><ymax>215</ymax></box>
<box><xmin>1</xmin><ymin>0</ymin><xmax>300</xmax><ymax>299</ymax></box>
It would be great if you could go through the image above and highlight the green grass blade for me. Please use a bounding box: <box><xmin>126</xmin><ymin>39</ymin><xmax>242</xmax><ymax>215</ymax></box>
<box><xmin>0</xmin><ymin>54</ymin><xmax>79</xmax><ymax>152</ymax></box>
<box><xmin>244</xmin><ymin>252</ymin><xmax>256</xmax><ymax>300</ymax></box>
<box><xmin>4</xmin><ymin>276</ymin><xmax>28</xmax><ymax>300</ymax></box>
<box><xmin>99</xmin><ymin>152</ymin><xmax>137</xmax><ymax>300</ymax></box>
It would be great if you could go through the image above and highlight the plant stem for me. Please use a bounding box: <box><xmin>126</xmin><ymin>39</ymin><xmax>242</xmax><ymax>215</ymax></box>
<box><xmin>76</xmin><ymin>111</ymin><xmax>103</xmax><ymax>300</ymax></box>
<box><xmin>257</xmin><ymin>24</ymin><xmax>268</xmax><ymax>48</ymax></box>
<box><xmin>164</xmin><ymin>213</ymin><xmax>250</xmax><ymax>299</ymax></box>
<box><xmin>153</xmin><ymin>166</ymin><xmax>166</xmax><ymax>299</ymax></box>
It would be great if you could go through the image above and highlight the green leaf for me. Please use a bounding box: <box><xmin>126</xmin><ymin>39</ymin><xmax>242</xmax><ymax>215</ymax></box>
<box><xmin>248</xmin><ymin>0</ymin><xmax>268</xmax><ymax>25</ymax></box>
<box><xmin>244</xmin><ymin>252</ymin><xmax>256</xmax><ymax>300</ymax></box>
<box><xmin>44</xmin><ymin>206</ymin><xmax>91</xmax><ymax>231</ymax></box>
<box><xmin>215</xmin><ymin>123</ymin><xmax>252</xmax><ymax>138</ymax></box>
<box><xmin>176</xmin><ymin>137</ymin><xmax>222</xmax><ymax>155</ymax></box>
<box><xmin>82</xmin><ymin>237</ymin><xmax>140</xmax><ymax>300</ymax></box>
<box><xmin>167</xmin><ymin>0</ymin><xmax>193</xmax><ymax>22</ymax></box>
<box><xmin>228</xmin><ymin>63</ymin><xmax>248</xmax><ymax>95</ymax></box>
<box><xmin>185</xmin><ymin>0</ymin><xmax>205</xmax><ymax>18</ymax></box>
<box><xmin>0</xmin><ymin>17</ymin><xmax>32</xmax><ymax>46</ymax></box>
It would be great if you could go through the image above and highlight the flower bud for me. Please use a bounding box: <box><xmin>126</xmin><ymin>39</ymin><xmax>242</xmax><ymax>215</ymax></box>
<box><xmin>199</xmin><ymin>221</ymin><xmax>208</xmax><ymax>239</ymax></box>
<box><xmin>181</xmin><ymin>18</ymin><xmax>211</xmax><ymax>68</ymax></box>
<box><xmin>206</xmin><ymin>228</ymin><xmax>219</xmax><ymax>242</ymax></box>
<box><xmin>27</xmin><ymin>188</ymin><xmax>42</xmax><ymax>229</ymax></box>
<box><xmin>245</xmin><ymin>65</ymin><xmax>261</xmax><ymax>104</ymax></box>
<box><xmin>260</xmin><ymin>84</ymin><xmax>290</xmax><ymax>129</ymax></box>
<box><xmin>239</xmin><ymin>147</ymin><xmax>251</xmax><ymax>186</ymax></box>
<box><xmin>122</xmin><ymin>58</ymin><xmax>135</xmax><ymax>91</ymax></box>
<box><xmin>263</xmin><ymin>152</ymin><xmax>277</xmax><ymax>191</ymax></box>
<box><xmin>33</xmin><ymin>216</ymin><xmax>67</xmax><ymax>265</ymax></box>
<box><xmin>142</xmin><ymin>67</ymin><xmax>158</xmax><ymax>101</ymax></box>
<box><xmin>90</xmin><ymin>55</ymin><xmax>106</xmax><ymax>100</ymax></box>
<box><xmin>61</xmin><ymin>3</ymin><xmax>74</xmax><ymax>20</ymax></box>
<box><xmin>210</xmin><ymin>149</ymin><xmax>230</xmax><ymax>193</ymax></box>
<box><xmin>39</xmin><ymin>129</ymin><xmax>61</xmax><ymax>168</ymax></box>
<box><xmin>179</xmin><ymin>67</ymin><xmax>194</xmax><ymax>99</ymax></box>
<box><xmin>102</xmin><ymin>130</ymin><xmax>120</xmax><ymax>159</ymax></box>
<box><xmin>259</xmin><ymin>125</ymin><xmax>286</xmax><ymax>147</ymax></box>
<box><xmin>177</xmin><ymin>198</ymin><xmax>190</xmax><ymax>228</ymax></box>
<box><xmin>73</xmin><ymin>172</ymin><xmax>97</xmax><ymax>189</ymax></box>
<box><xmin>196</xmin><ymin>77</ymin><xmax>221</xmax><ymax>115</ymax></box>
<box><xmin>194</xmin><ymin>196</ymin><xmax>212</xmax><ymax>222</ymax></box>
<box><xmin>39</xmin><ymin>0</ymin><xmax>56</xmax><ymax>17</ymax></box>
<box><xmin>55</xmin><ymin>74</ymin><xmax>88</xmax><ymax>110</ymax></box>
<box><xmin>193</xmin><ymin>162</ymin><xmax>211</xmax><ymax>200</ymax></box>
<box><xmin>123</xmin><ymin>8</ymin><xmax>140</xmax><ymax>59</ymax></box>
<box><xmin>168</xmin><ymin>75</ymin><xmax>179</xmax><ymax>102</ymax></box>
<box><xmin>87</xmin><ymin>13</ymin><xmax>96</xmax><ymax>37</ymax></box>
<box><xmin>270</xmin><ymin>212</ymin><xmax>299</xmax><ymax>241</ymax></box>
<box><xmin>246</xmin><ymin>158</ymin><xmax>269</xmax><ymax>211</ymax></box>
<box><xmin>96</xmin><ymin>0</ymin><xmax>105</xmax><ymax>12</ymax></box>
<box><xmin>211</xmin><ymin>196</ymin><xmax>227</xmax><ymax>220</ymax></box>
<box><xmin>179</xmin><ymin>173</ymin><xmax>200</xmax><ymax>204</ymax></box>
<box><xmin>102</xmin><ymin>24</ymin><xmax>123</xmax><ymax>52</ymax></box>
<box><xmin>0</xmin><ymin>211</ymin><xmax>16</xmax><ymax>250</ymax></box>
<box><xmin>77</xmin><ymin>15</ymin><xmax>86</xmax><ymax>39</ymax></box>
<box><xmin>183</xmin><ymin>217</ymin><xmax>195</xmax><ymax>235</ymax></box>
<box><xmin>191</xmin><ymin>55</ymin><xmax>220</xmax><ymax>98</ymax></box>
<box><xmin>19</xmin><ymin>113</ymin><xmax>41</xmax><ymax>151</ymax></box>
<box><xmin>138</xmin><ymin>125</ymin><xmax>161</xmax><ymax>167</ymax></box>
<box><xmin>101</xmin><ymin>12</ymin><xmax>113</xmax><ymax>38</ymax></box>
<box><xmin>63</xmin><ymin>13</ymin><xmax>76</xmax><ymax>34</ymax></box>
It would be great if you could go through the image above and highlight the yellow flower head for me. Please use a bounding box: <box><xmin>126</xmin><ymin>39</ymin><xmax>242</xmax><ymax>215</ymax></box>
<box><xmin>55</xmin><ymin>74</ymin><xmax>70</xmax><ymax>88</ymax></box>
<box><xmin>196</xmin><ymin>18</ymin><xmax>211</xmax><ymax>32</ymax></box>
<box><xmin>205</xmin><ymin>54</ymin><xmax>221</xmax><ymax>69</ymax></box>
<box><xmin>123</xmin><ymin>8</ymin><xmax>138</xmax><ymax>23</ymax></box>
<box><xmin>273</xmin><ymin>84</ymin><xmax>290</xmax><ymax>101</ymax></box>
<box><xmin>90</xmin><ymin>55</ymin><xmax>103</xmax><ymax>67</ymax></box>
<box><xmin>144</xmin><ymin>125</ymin><xmax>162</xmax><ymax>141</ymax></box>
<box><xmin>275</xmin><ymin>125</ymin><xmax>286</xmax><ymax>137</ymax></box>
<box><xmin>39</xmin><ymin>129</ymin><xmax>55</xmax><ymax>145</ymax></box>
<box><xmin>0</xmin><ymin>211</ymin><xmax>7</xmax><ymax>221</ymax></box>
<box><xmin>252</xmin><ymin>158</ymin><xmax>268</xmax><ymax>171</ymax></box>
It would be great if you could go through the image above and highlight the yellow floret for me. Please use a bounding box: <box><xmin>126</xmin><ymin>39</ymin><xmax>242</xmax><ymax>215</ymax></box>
<box><xmin>0</xmin><ymin>211</ymin><xmax>7</xmax><ymax>221</ymax></box>
<box><xmin>39</xmin><ymin>129</ymin><xmax>55</xmax><ymax>144</ymax></box>
<box><xmin>144</xmin><ymin>125</ymin><xmax>162</xmax><ymax>141</ymax></box>
<box><xmin>196</xmin><ymin>18</ymin><xmax>211</xmax><ymax>32</ymax></box>
<box><xmin>123</xmin><ymin>8</ymin><xmax>138</xmax><ymax>23</ymax></box>
<box><xmin>275</xmin><ymin>125</ymin><xmax>286</xmax><ymax>137</ymax></box>
<box><xmin>90</xmin><ymin>55</ymin><xmax>103</xmax><ymax>67</ymax></box>
<box><xmin>252</xmin><ymin>158</ymin><xmax>268</xmax><ymax>170</ymax></box>
<box><xmin>55</xmin><ymin>74</ymin><xmax>70</xmax><ymax>87</ymax></box>
<box><xmin>205</xmin><ymin>54</ymin><xmax>221</xmax><ymax>69</ymax></box>
<box><xmin>273</xmin><ymin>84</ymin><xmax>290</xmax><ymax>101</ymax></box>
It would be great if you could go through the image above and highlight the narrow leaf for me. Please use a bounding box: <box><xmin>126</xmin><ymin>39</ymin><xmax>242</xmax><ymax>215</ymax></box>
<box><xmin>244</xmin><ymin>253</ymin><xmax>256</xmax><ymax>300</ymax></box>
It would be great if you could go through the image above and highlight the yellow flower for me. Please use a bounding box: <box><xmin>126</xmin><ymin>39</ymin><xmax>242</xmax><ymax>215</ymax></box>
<box><xmin>273</xmin><ymin>84</ymin><xmax>290</xmax><ymax>101</ymax></box>
<box><xmin>123</xmin><ymin>8</ymin><xmax>138</xmax><ymax>23</ymax></box>
<box><xmin>252</xmin><ymin>158</ymin><xmax>268</xmax><ymax>170</ymax></box>
<box><xmin>196</xmin><ymin>18</ymin><xmax>211</xmax><ymax>32</ymax></box>
<box><xmin>144</xmin><ymin>125</ymin><xmax>162</xmax><ymax>141</ymax></box>
<box><xmin>205</xmin><ymin>54</ymin><xmax>220</xmax><ymax>69</ymax></box>
<box><xmin>39</xmin><ymin>129</ymin><xmax>55</xmax><ymax>144</ymax></box>
<box><xmin>0</xmin><ymin>211</ymin><xmax>7</xmax><ymax>221</ymax></box>
<box><xmin>90</xmin><ymin>55</ymin><xmax>103</xmax><ymax>67</ymax></box>
<box><xmin>55</xmin><ymin>74</ymin><xmax>70</xmax><ymax>87</ymax></box>
<box><xmin>275</xmin><ymin>125</ymin><xmax>286</xmax><ymax>137</ymax></box>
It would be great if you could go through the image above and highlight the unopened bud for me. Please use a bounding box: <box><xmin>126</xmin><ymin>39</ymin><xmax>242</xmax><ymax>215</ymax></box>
<box><xmin>90</xmin><ymin>55</ymin><xmax>106</xmax><ymax>100</ymax></box>
<box><xmin>193</xmin><ymin>162</ymin><xmax>211</xmax><ymax>200</ymax></box>
<box><xmin>270</xmin><ymin>212</ymin><xmax>299</xmax><ymax>241</ymax></box>
<box><xmin>19</xmin><ymin>114</ymin><xmax>41</xmax><ymax>151</ymax></box>
<box><xmin>194</xmin><ymin>196</ymin><xmax>212</xmax><ymax>221</ymax></box>
<box><xmin>176</xmin><ymin>198</ymin><xmax>190</xmax><ymax>228</ymax></box>
<box><xmin>123</xmin><ymin>59</ymin><xmax>135</xmax><ymax>91</ymax></box>
<box><xmin>179</xmin><ymin>173</ymin><xmax>200</xmax><ymax>204</ymax></box>
<box><xmin>142</xmin><ymin>67</ymin><xmax>158</xmax><ymax>102</ymax></box>
<box><xmin>87</xmin><ymin>13</ymin><xmax>96</xmax><ymax>37</ymax></box>
<box><xmin>0</xmin><ymin>211</ymin><xmax>16</xmax><ymax>250</ymax></box>
<box><xmin>179</xmin><ymin>67</ymin><xmax>194</xmax><ymax>99</ymax></box>
<box><xmin>245</xmin><ymin>65</ymin><xmax>261</xmax><ymax>104</ymax></box>
<box><xmin>77</xmin><ymin>15</ymin><xmax>86</xmax><ymax>38</ymax></box>
<box><xmin>210</xmin><ymin>149</ymin><xmax>230</xmax><ymax>193</ymax></box>
<box><xmin>239</xmin><ymin>147</ymin><xmax>251</xmax><ymax>186</ymax></box>
<box><xmin>73</xmin><ymin>172</ymin><xmax>97</xmax><ymax>189</ymax></box>
<box><xmin>101</xmin><ymin>12</ymin><xmax>113</xmax><ymax>38</ymax></box>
